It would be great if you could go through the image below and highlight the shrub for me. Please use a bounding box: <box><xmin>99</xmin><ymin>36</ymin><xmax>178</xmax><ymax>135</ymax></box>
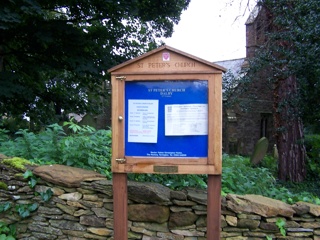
<box><xmin>222</xmin><ymin>154</ymin><xmax>276</xmax><ymax>195</ymax></box>
<box><xmin>222</xmin><ymin>154</ymin><xmax>320</xmax><ymax>204</ymax></box>
<box><xmin>0</xmin><ymin>121</ymin><xmax>112</xmax><ymax>178</ymax></box>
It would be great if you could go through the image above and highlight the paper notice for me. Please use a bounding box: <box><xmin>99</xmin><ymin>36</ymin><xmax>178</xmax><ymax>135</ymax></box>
<box><xmin>165</xmin><ymin>104</ymin><xmax>208</xmax><ymax>136</ymax></box>
<box><xmin>128</xmin><ymin>99</ymin><xmax>159</xmax><ymax>143</ymax></box>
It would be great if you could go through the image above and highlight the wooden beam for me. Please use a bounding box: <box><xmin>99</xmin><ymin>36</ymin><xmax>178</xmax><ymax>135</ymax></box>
<box><xmin>207</xmin><ymin>175</ymin><xmax>221</xmax><ymax>240</ymax></box>
<box><xmin>113</xmin><ymin>173</ymin><xmax>128</xmax><ymax>240</ymax></box>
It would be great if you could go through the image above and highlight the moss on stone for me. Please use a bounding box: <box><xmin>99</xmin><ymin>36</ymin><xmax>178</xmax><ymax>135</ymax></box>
<box><xmin>14</xmin><ymin>173</ymin><xmax>24</xmax><ymax>178</ymax></box>
<box><xmin>2</xmin><ymin>157</ymin><xmax>34</xmax><ymax>171</ymax></box>
<box><xmin>0</xmin><ymin>181</ymin><xmax>8</xmax><ymax>190</ymax></box>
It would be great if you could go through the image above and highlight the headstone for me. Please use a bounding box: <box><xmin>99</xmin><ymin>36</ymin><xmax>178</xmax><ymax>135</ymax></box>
<box><xmin>250</xmin><ymin>137</ymin><xmax>269</xmax><ymax>165</ymax></box>
<box><xmin>273</xmin><ymin>144</ymin><xmax>279</xmax><ymax>160</ymax></box>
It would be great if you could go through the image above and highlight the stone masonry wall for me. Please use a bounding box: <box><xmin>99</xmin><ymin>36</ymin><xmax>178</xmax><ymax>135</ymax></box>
<box><xmin>1</xmin><ymin>162</ymin><xmax>320</xmax><ymax>239</ymax></box>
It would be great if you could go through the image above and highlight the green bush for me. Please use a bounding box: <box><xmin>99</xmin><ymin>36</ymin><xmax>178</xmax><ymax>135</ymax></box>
<box><xmin>222</xmin><ymin>154</ymin><xmax>276</xmax><ymax>195</ymax></box>
<box><xmin>222</xmin><ymin>154</ymin><xmax>320</xmax><ymax>204</ymax></box>
<box><xmin>0</xmin><ymin>121</ymin><xmax>112</xmax><ymax>178</ymax></box>
<box><xmin>259</xmin><ymin>155</ymin><xmax>278</xmax><ymax>177</ymax></box>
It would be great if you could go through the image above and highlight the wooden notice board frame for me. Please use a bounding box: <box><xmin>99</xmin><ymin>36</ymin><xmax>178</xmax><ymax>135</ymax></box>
<box><xmin>108</xmin><ymin>45</ymin><xmax>225</xmax><ymax>240</ymax></box>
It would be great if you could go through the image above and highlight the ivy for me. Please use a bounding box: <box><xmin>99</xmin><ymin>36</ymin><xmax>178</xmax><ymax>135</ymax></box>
<box><xmin>15</xmin><ymin>203</ymin><xmax>38</xmax><ymax>219</ymax></box>
<box><xmin>38</xmin><ymin>189</ymin><xmax>53</xmax><ymax>202</ymax></box>
<box><xmin>0</xmin><ymin>203</ymin><xmax>11</xmax><ymax>213</ymax></box>
<box><xmin>276</xmin><ymin>218</ymin><xmax>286</xmax><ymax>236</ymax></box>
<box><xmin>23</xmin><ymin>170</ymin><xmax>38</xmax><ymax>189</ymax></box>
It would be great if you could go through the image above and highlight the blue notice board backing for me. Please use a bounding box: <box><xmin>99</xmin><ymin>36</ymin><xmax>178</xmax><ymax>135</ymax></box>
<box><xmin>125</xmin><ymin>80</ymin><xmax>208</xmax><ymax>157</ymax></box>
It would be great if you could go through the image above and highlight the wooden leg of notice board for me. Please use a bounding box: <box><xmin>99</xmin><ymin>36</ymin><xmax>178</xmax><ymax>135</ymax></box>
<box><xmin>207</xmin><ymin>174</ymin><xmax>221</xmax><ymax>240</ymax></box>
<box><xmin>113</xmin><ymin>173</ymin><xmax>128</xmax><ymax>240</ymax></box>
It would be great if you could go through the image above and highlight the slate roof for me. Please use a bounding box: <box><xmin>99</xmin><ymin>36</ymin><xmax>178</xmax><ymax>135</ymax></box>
<box><xmin>214</xmin><ymin>58</ymin><xmax>246</xmax><ymax>78</ymax></box>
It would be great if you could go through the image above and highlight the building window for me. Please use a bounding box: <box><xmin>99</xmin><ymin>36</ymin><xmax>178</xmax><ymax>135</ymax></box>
<box><xmin>260</xmin><ymin>113</ymin><xmax>271</xmax><ymax>138</ymax></box>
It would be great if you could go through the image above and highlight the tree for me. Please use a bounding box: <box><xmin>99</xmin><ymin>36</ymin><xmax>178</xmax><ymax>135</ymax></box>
<box><xmin>0</xmin><ymin>0</ymin><xmax>190</xmax><ymax>128</ymax></box>
<box><xmin>247</xmin><ymin>0</ymin><xmax>320</xmax><ymax>181</ymax></box>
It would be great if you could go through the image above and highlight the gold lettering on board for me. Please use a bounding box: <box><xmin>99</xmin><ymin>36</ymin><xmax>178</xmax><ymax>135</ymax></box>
<box><xmin>136</xmin><ymin>62</ymin><xmax>196</xmax><ymax>69</ymax></box>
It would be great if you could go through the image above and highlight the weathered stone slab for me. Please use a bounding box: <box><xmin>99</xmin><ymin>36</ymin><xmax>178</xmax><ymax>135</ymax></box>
<box><xmin>87</xmin><ymin>227</ymin><xmax>113</xmax><ymax>236</ymax></box>
<box><xmin>169</xmin><ymin>211</ymin><xmax>198</xmax><ymax>228</ymax></box>
<box><xmin>170</xmin><ymin>190</ymin><xmax>187</xmax><ymax>201</ymax></box>
<box><xmin>128</xmin><ymin>204</ymin><xmax>170</xmax><ymax>223</ymax></box>
<box><xmin>259</xmin><ymin>221</ymin><xmax>278</xmax><ymax>231</ymax></box>
<box><xmin>157</xmin><ymin>232</ymin><xmax>184</xmax><ymax>239</ymax></box>
<box><xmin>226</xmin><ymin>215</ymin><xmax>237</xmax><ymax>226</ymax></box>
<box><xmin>74</xmin><ymin>209</ymin><xmax>93</xmax><ymax>217</ymax></box>
<box><xmin>59</xmin><ymin>192</ymin><xmax>82</xmax><ymax>201</ymax></box>
<box><xmin>172</xmin><ymin>200</ymin><xmax>196</xmax><ymax>206</ymax></box>
<box><xmin>128</xmin><ymin>181</ymin><xmax>171</xmax><ymax>205</ymax></box>
<box><xmin>227</xmin><ymin>194</ymin><xmax>295</xmax><ymax>217</ymax></box>
<box><xmin>292</xmin><ymin>202</ymin><xmax>311</xmax><ymax>215</ymax></box>
<box><xmin>237</xmin><ymin>218</ymin><xmax>260</xmax><ymax>229</ymax></box>
<box><xmin>141</xmin><ymin>235</ymin><xmax>161</xmax><ymax>240</ymax></box>
<box><xmin>301</xmin><ymin>222</ymin><xmax>320</xmax><ymax>228</ymax></box>
<box><xmin>92</xmin><ymin>207</ymin><xmax>113</xmax><ymax>218</ymax></box>
<box><xmin>130</xmin><ymin>226</ymin><xmax>156</xmax><ymax>236</ymax></box>
<box><xmin>33</xmin><ymin>164</ymin><xmax>104</xmax><ymax>188</ymax></box>
<box><xmin>133</xmin><ymin>222</ymin><xmax>169</xmax><ymax>233</ymax></box>
<box><xmin>28</xmin><ymin>223</ymin><xmax>63</xmax><ymax>235</ymax></box>
<box><xmin>295</xmin><ymin>201</ymin><xmax>320</xmax><ymax>216</ymax></box>
<box><xmin>56</xmin><ymin>203</ymin><xmax>76</xmax><ymax>215</ymax></box>
<box><xmin>170</xmin><ymin>206</ymin><xmax>192</xmax><ymax>212</ymax></box>
<box><xmin>170</xmin><ymin>229</ymin><xmax>204</xmax><ymax>237</ymax></box>
<box><xmin>79</xmin><ymin>199</ymin><xmax>103</xmax><ymax>208</ymax></box>
<box><xmin>80</xmin><ymin>179</ymin><xmax>113</xmax><ymax>196</ymax></box>
<box><xmin>187</xmin><ymin>188</ymin><xmax>207</xmax><ymax>205</ymax></box>
<box><xmin>49</xmin><ymin>220</ymin><xmax>86</xmax><ymax>231</ymax></box>
<box><xmin>196</xmin><ymin>216</ymin><xmax>207</xmax><ymax>227</ymax></box>
<box><xmin>83</xmin><ymin>232</ymin><xmax>107</xmax><ymax>239</ymax></box>
<box><xmin>80</xmin><ymin>215</ymin><xmax>105</xmax><ymax>227</ymax></box>
<box><xmin>37</xmin><ymin>206</ymin><xmax>63</xmax><ymax>215</ymax></box>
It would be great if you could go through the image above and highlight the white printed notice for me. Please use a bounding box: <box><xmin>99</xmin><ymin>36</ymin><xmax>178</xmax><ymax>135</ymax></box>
<box><xmin>165</xmin><ymin>104</ymin><xmax>208</xmax><ymax>136</ymax></box>
<box><xmin>128</xmin><ymin>99</ymin><xmax>159</xmax><ymax>143</ymax></box>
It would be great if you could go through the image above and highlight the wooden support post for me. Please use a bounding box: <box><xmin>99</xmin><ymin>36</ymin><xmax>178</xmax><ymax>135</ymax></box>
<box><xmin>113</xmin><ymin>173</ymin><xmax>128</xmax><ymax>240</ymax></box>
<box><xmin>207</xmin><ymin>174</ymin><xmax>221</xmax><ymax>240</ymax></box>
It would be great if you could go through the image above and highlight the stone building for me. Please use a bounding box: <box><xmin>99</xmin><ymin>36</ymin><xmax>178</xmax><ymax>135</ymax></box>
<box><xmin>217</xmin><ymin>5</ymin><xmax>274</xmax><ymax>155</ymax></box>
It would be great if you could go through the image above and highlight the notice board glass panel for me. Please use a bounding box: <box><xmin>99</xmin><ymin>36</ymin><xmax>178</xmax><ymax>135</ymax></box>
<box><xmin>125</xmin><ymin>80</ymin><xmax>208</xmax><ymax>157</ymax></box>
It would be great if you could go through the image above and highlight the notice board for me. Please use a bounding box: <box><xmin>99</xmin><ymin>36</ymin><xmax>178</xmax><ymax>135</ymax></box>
<box><xmin>108</xmin><ymin>45</ymin><xmax>225</xmax><ymax>175</ymax></box>
<box><xmin>108</xmin><ymin>45</ymin><xmax>225</xmax><ymax>240</ymax></box>
<box><xmin>125</xmin><ymin>80</ymin><xmax>208</xmax><ymax>157</ymax></box>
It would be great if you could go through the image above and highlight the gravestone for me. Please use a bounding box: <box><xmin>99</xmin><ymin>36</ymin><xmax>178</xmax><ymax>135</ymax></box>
<box><xmin>250</xmin><ymin>137</ymin><xmax>269</xmax><ymax>165</ymax></box>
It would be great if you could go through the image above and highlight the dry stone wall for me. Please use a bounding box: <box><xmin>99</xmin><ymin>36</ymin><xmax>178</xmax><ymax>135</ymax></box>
<box><xmin>1</xmin><ymin>161</ymin><xmax>320</xmax><ymax>239</ymax></box>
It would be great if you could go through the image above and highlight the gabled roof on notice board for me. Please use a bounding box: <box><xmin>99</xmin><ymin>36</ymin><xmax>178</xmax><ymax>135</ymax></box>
<box><xmin>108</xmin><ymin>45</ymin><xmax>227</xmax><ymax>73</ymax></box>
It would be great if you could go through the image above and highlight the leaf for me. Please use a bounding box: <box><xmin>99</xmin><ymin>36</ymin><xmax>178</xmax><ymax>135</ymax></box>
<box><xmin>0</xmin><ymin>234</ymin><xmax>7</xmax><ymax>240</ymax></box>
<box><xmin>23</xmin><ymin>170</ymin><xmax>33</xmax><ymax>179</ymax></box>
<box><xmin>0</xmin><ymin>222</ymin><xmax>9</xmax><ymax>234</ymax></box>
<box><xmin>0</xmin><ymin>202</ymin><xmax>11</xmax><ymax>213</ymax></box>
<box><xmin>17</xmin><ymin>207</ymin><xmax>30</xmax><ymax>219</ymax></box>
<box><xmin>28</xmin><ymin>203</ymin><xmax>38</xmax><ymax>212</ymax></box>
<box><xmin>28</xmin><ymin>178</ymin><xmax>37</xmax><ymax>188</ymax></box>
<box><xmin>39</xmin><ymin>189</ymin><xmax>53</xmax><ymax>202</ymax></box>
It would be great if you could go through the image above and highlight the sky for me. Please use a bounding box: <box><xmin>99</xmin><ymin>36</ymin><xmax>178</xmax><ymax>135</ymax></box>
<box><xmin>164</xmin><ymin>0</ymin><xmax>256</xmax><ymax>62</ymax></box>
